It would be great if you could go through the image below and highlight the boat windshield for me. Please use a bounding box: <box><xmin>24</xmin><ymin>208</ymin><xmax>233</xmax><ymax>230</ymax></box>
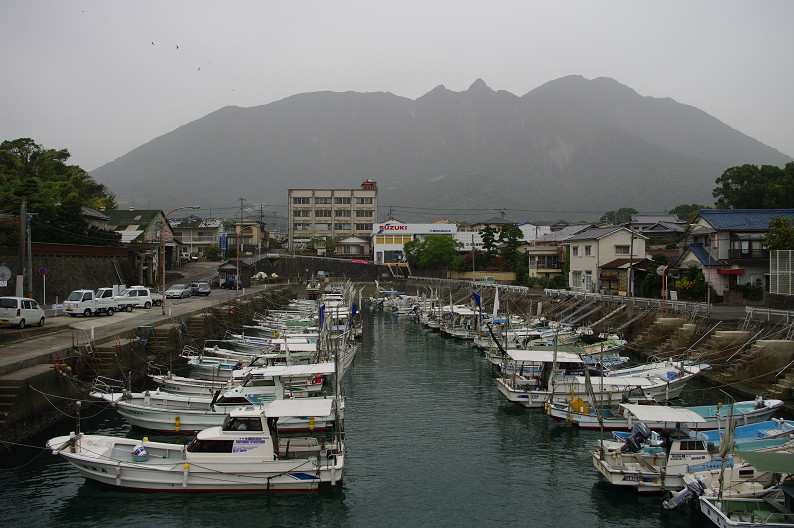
<box><xmin>221</xmin><ymin>416</ymin><xmax>264</xmax><ymax>432</ymax></box>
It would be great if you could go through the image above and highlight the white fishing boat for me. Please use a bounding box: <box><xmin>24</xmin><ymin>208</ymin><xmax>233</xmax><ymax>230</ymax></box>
<box><xmin>591</xmin><ymin>407</ymin><xmax>757</xmax><ymax>493</ymax></box>
<box><xmin>93</xmin><ymin>365</ymin><xmax>340</xmax><ymax>434</ymax></box>
<box><xmin>47</xmin><ymin>399</ymin><xmax>343</xmax><ymax>492</ymax></box>
<box><xmin>548</xmin><ymin>397</ymin><xmax>785</xmax><ymax>431</ymax></box>
<box><xmin>495</xmin><ymin>348</ymin><xmax>705</xmax><ymax>408</ymax></box>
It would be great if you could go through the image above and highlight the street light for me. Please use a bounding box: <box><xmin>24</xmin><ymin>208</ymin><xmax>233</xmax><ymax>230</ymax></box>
<box><xmin>162</xmin><ymin>205</ymin><xmax>200</xmax><ymax>315</ymax></box>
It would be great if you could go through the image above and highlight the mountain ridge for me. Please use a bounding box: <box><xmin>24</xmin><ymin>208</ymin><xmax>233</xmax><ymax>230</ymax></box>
<box><xmin>90</xmin><ymin>76</ymin><xmax>792</xmax><ymax>222</ymax></box>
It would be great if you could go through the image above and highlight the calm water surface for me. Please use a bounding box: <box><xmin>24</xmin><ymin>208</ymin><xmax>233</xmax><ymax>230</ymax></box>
<box><xmin>2</xmin><ymin>310</ymin><xmax>716</xmax><ymax>527</ymax></box>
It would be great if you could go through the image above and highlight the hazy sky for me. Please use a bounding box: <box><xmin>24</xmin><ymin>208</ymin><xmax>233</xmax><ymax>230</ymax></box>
<box><xmin>3</xmin><ymin>1</ymin><xmax>793</xmax><ymax>172</ymax></box>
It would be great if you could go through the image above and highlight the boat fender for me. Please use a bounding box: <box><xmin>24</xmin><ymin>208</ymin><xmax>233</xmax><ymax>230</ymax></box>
<box><xmin>144</xmin><ymin>391</ymin><xmax>151</xmax><ymax>406</ymax></box>
<box><xmin>309</xmin><ymin>416</ymin><xmax>314</xmax><ymax>431</ymax></box>
<box><xmin>611</xmin><ymin>451</ymin><xmax>617</xmax><ymax>459</ymax></box>
<box><xmin>175</xmin><ymin>415</ymin><xmax>181</xmax><ymax>432</ymax></box>
<box><xmin>182</xmin><ymin>463</ymin><xmax>189</xmax><ymax>488</ymax></box>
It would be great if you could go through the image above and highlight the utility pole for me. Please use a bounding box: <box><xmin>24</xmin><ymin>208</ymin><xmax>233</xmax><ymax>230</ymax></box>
<box><xmin>26</xmin><ymin>212</ymin><xmax>33</xmax><ymax>296</ymax></box>
<box><xmin>16</xmin><ymin>199</ymin><xmax>26</xmax><ymax>297</ymax></box>
<box><xmin>237</xmin><ymin>197</ymin><xmax>243</xmax><ymax>296</ymax></box>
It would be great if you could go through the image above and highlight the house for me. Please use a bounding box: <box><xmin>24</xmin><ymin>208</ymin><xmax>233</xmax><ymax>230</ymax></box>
<box><xmin>334</xmin><ymin>235</ymin><xmax>370</xmax><ymax>257</ymax></box>
<box><xmin>170</xmin><ymin>216</ymin><xmax>225</xmax><ymax>258</ymax></box>
<box><xmin>564</xmin><ymin>227</ymin><xmax>647</xmax><ymax>294</ymax></box>
<box><xmin>81</xmin><ymin>206</ymin><xmax>110</xmax><ymax>230</ymax></box>
<box><xmin>625</xmin><ymin>213</ymin><xmax>686</xmax><ymax>248</ymax></box>
<box><xmin>678</xmin><ymin>209</ymin><xmax>794</xmax><ymax>295</ymax></box>
<box><xmin>228</xmin><ymin>218</ymin><xmax>269</xmax><ymax>256</ymax></box>
<box><xmin>105</xmin><ymin>208</ymin><xmax>180</xmax><ymax>286</ymax></box>
<box><xmin>470</xmin><ymin>216</ymin><xmax>518</xmax><ymax>231</ymax></box>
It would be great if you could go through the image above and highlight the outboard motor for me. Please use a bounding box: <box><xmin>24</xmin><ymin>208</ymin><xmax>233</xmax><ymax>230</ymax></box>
<box><xmin>620</xmin><ymin>422</ymin><xmax>652</xmax><ymax>453</ymax></box>
<box><xmin>662</xmin><ymin>476</ymin><xmax>706</xmax><ymax>510</ymax></box>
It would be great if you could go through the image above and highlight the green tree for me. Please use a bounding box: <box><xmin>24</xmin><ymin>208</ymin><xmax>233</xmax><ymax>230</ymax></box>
<box><xmin>764</xmin><ymin>217</ymin><xmax>794</xmax><ymax>250</ymax></box>
<box><xmin>668</xmin><ymin>204</ymin><xmax>707</xmax><ymax>222</ymax></box>
<box><xmin>0</xmin><ymin>138</ymin><xmax>119</xmax><ymax>245</ymax></box>
<box><xmin>713</xmin><ymin>162</ymin><xmax>794</xmax><ymax>208</ymax></box>
<box><xmin>480</xmin><ymin>225</ymin><xmax>498</xmax><ymax>257</ymax></box>
<box><xmin>600</xmin><ymin>207</ymin><xmax>638</xmax><ymax>224</ymax></box>
<box><xmin>204</xmin><ymin>244</ymin><xmax>222</xmax><ymax>261</ymax></box>
<box><xmin>640</xmin><ymin>253</ymin><xmax>668</xmax><ymax>298</ymax></box>
<box><xmin>498</xmin><ymin>223</ymin><xmax>523</xmax><ymax>270</ymax></box>
<box><xmin>403</xmin><ymin>235</ymin><xmax>462</xmax><ymax>269</ymax></box>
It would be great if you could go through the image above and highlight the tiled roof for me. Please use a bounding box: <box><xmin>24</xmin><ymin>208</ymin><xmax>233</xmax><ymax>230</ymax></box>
<box><xmin>630</xmin><ymin>214</ymin><xmax>682</xmax><ymax>224</ymax></box>
<box><xmin>683</xmin><ymin>242</ymin><xmax>726</xmax><ymax>266</ymax></box>
<box><xmin>81</xmin><ymin>206</ymin><xmax>110</xmax><ymax>221</ymax></box>
<box><xmin>700</xmin><ymin>209</ymin><xmax>794</xmax><ymax>231</ymax></box>
<box><xmin>566</xmin><ymin>227</ymin><xmax>625</xmax><ymax>241</ymax></box>
<box><xmin>601</xmin><ymin>258</ymin><xmax>649</xmax><ymax>269</ymax></box>
<box><xmin>106</xmin><ymin>209</ymin><xmax>162</xmax><ymax>230</ymax></box>
<box><xmin>538</xmin><ymin>224</ymin><xmax>590</xmax><ymax>242</ymax></box>
<box><xmin>171</xmin><ymin>217</ymin><xmax>223</xmax><ymax>229</ymax></box>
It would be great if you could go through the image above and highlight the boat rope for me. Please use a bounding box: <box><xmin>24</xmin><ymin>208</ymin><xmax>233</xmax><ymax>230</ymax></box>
<box><xmin>0</xmin><ymin>441</ymin><xmax>50</xmax><ymax>470</ymax></box>
<box><xmin>28</xmin><ymin>386</ymin><xmax>113</xmax><ymax>420</ymax></box>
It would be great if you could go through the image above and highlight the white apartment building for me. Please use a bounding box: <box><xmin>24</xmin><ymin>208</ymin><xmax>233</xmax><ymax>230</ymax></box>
<box><xmin>288</xmin><ymin>180</ymin><xmax>378</xmax><ymax>251</ymax></box>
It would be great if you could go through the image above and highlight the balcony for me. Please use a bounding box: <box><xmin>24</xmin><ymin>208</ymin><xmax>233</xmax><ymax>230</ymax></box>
<box><xmin>729</xmin><ymin>248</ymin><xmax>769</xmax><ymax>260</ymax></box>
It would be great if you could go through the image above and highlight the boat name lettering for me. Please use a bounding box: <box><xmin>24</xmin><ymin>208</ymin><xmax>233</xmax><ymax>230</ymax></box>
<box><xmin>622</xmin><ymin>476</ymin><xmax>658</xmax><ymax>483</ymax></box>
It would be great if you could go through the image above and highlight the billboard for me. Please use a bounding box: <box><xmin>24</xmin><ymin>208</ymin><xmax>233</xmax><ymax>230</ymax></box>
<box><xmin>373</xmin><ymin>223</ymin><xmax>457</xmax><ymax>235</ymax></box>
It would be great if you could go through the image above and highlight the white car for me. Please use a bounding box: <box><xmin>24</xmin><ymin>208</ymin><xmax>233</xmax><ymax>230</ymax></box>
<box><xmin>0</xmin><ymin>297</ymin><xmax>45</xmax><ymax>329</ymax></box>
<box><xmin>165</xmin><ymin>284</ymin><xmax>192</xmax><ymax>298</ymax></box>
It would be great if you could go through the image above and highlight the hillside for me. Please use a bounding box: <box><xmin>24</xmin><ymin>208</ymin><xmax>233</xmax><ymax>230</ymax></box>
<box><xmin>90</xmin><ymin>76</ymin><xmax>792</xmax><ymax>222</ymax></box>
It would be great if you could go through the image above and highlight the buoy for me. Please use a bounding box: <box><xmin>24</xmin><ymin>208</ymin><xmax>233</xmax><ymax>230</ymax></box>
<box><xmin>143</xmin><ymin>437</ymin><xmax>149</xmax><ymax>442</ymax></box>
<box><xmin>175</xmin><ymin>415</ymin><xmax>181</xmax><ymax>432</ymax></box>
<box><xmin>309</xmin><ymin>416</ymin><xmax>314</xmax><ymax>431</ymax></box>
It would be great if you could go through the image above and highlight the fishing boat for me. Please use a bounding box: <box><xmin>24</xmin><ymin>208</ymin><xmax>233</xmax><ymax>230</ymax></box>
<box><xmin>590</xmin><ymin>407</ymin><xmax>777</xmax><ymax>493</ymax></box>
<box><xmin>92</xmin><ymin>364</ymin><xmax>340</xmax><ymax>434</ymax></box>
<box><xmin>495</xmin><ymin>348</ymin><xmax>705</xmax><ymax>408</ymax></box>
<box><xmin>47</xmin><ymin>399</ymin><xmax>344</xmax><ymax>492</ymax></box>
<box><xmin>548</xmin><ymin>397</ymin><xmax>785</xmax><ymax>430</ymax></box>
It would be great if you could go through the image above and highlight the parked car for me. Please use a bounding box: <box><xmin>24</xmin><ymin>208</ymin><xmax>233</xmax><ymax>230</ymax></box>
<box><xmin>117</xmin><ymin>285</ymin><xmax>156</xmax><ymax>309</ymax></box>
<box><xmin>96</xmin><ymin>287</ymin><xmax>137</xmax><ymax>312</ymax></box>
<box><xmin>194</xmin><ymin>282</ymin><xmax>211</xmax><ymax>296</ymax></box>
<box><xmin>180</xmin><ymin>252</ymin><xmax>191</xmax><ymax>262</ymax></box>
<box><xmin>165</xmin><ymin>284</ymin><xmax>192</xmax><ymax>298</ymax></box>
<box><xmin>188</xmin><ymin>282</ymin><xmax>200</xmax><ymax>295</ymax></box>
<box><xmin>63</xmin><ymin>289</ymin><xmax>118</xmax><ymax>317</ymax></box>
<box><xmin>0</xmin><ymin>297</ymin><xmax>45</xmax><ymax>329</ymax></box>
<box><xmin>221</xmin><ymin>278</ymin><xmax>241</xmax><ymax>289</ymax></box>
<box><xmin>190</xmin><ymin>254</ymin><xmax>200</xmax><ymax>262</ymax></box>
<box><xmin>147</xmin><ymin>288</ymin><xmax>163</xmax><ymax>306</ymax></box>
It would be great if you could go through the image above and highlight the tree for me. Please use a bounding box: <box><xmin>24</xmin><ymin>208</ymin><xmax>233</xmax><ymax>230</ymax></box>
<box><xmin>403</xmin><ymin>235</ymin><xmax>462</xmax><ymax>269</ymax></box>
<box><xmin>668</xmin><ymin>204</ymin><xmax>707</xmax><ymax>222</ymax></box>
<box><xmin>480</xmin><ymin>225</ymin><xmax>498</xmax><ymax>257</ymax></box>
<box><xmin>640</xmin><ymin>253</ymin><xmax>668</xmax><ymax>298</ymax></box>
<box><xmin>764</xmin><ymin>217</ymin><xmax>794</xmax><ymax>250</ymax></box>
<box><xmin>498</xmin><ymin>223</ymin><xmax>523</xmax><ymax>269</ymax></box>
<box><xmin>600</xmin><ymin>208</ymin><xmax>637</xmax><ymax>224</ymax></box>
<box><xmin>204</xmin><ymin>244</ymin><xmax>222</xmax><ymax>261</ymax></box>
<box><xmin>0</xmin><ymin>138</ymin><xmax>119</xmax><ymax>245</ymax></box>
<box><xmin>713</xmin><ymin>162</ymin><xmax>794</xmax><ymax>209</ymax></box>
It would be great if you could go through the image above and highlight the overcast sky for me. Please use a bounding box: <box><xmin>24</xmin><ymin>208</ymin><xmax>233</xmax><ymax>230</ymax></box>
<box><xmin>2</xmin><ymin>1</ymin><xmax>792</xmax><ymax>172</ymax></box>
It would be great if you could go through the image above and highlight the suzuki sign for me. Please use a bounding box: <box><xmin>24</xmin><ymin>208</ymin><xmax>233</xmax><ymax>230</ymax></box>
<box><xmin>374</xmin><ymin>223</ymin><xmax>457</xmax><ymax>235</ymax></box>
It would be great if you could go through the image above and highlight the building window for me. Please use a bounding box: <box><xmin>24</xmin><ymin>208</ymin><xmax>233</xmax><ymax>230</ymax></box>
<box><xmin>314</xmin><ymin>223</ymin><xmax>331</xmax><ymax>231</ymax></box>
<box><xmin>355</xmin><ymin>223</ymin><xmax>373</xmax><ymax>231</ymax></box>
<box><xmin>572</xmin><ymin>246</ymin><xmax>580</xmax><ymax>257</ymax></box>
<box><xmin>314</xmin><ymin>197</ymin><xmax>331</xmax><ymax>204</ymax></box>
<box><xmin>293</xmin><ymin>223</ymin><xmax>310</xmax><ymax>231</ymax></box>
<box><xmin>315</xmin><ymin>209</ymin><xmax>332</xmax><ymax>217</ymax></box>
<box><xmin>355</xmin><ymin>197</ymin><xmax>373</xmax><ymax>204</ymax></box>
<box><xmin>334</xmin><ymin>197</ymin><xmax>351</xmax><ymax>205</ymax></box>
<box><xmin>334</xmin><ymin>223</ymin><xmax>351</xmax><ymax>230</ymax></box>
<box><xmin>334</xmin><ymin>210</ymin><xmax>351</xmax><ymax>217</ymax></box>
<box><xmin>585</xmin><ymin>245</ymin><xmax>592</xmax><ymax>256</ymax></box>
<box><xmin>292</xmin><ymin>197</ymin><xmax>310</xmax><ymax>205</ymax></box>
<box><xmin>355</xmin><ymin>210</ymin><xmax>373</xmax><ymax>217</ymax></box>
<box><xmin>615</xmin><ymin>245</ymin><xmax>630</xmax><ymax>255</ymax></box>
<box><xmin>293</xmin><ymin>210</ymin><xmax>311</xmax><ymax>217</ymax></box>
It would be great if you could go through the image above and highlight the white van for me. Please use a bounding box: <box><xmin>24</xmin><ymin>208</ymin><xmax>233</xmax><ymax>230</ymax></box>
<box><xmin>117</xmin><ymin>286</ymin><xmax>155</xmax><ymax>309</ymax></box>
<box><xmin>0</xmin><ymin>297</ymin><xmax>46</xmax><ymax>329</ymax></box>
<box><xmin>63</xmin><ymin>290</ymin><xmax>118</xmax><ymax>317</ymax></box>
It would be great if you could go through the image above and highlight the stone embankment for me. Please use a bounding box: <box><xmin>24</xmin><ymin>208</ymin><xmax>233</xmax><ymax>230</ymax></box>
<box><xmin>0</xmin><ymin>282</ymin><xmax>299</xmax><ymax>444</ymax></box>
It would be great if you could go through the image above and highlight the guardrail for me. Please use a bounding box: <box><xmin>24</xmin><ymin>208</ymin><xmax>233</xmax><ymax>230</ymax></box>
<box><xmin>542</xmin><ymin>288</ymin><xmax>708</xmax><ymax>314</ymax></box>
<box><xmin>745</xmin><ymin>306</ymin><xmax>794</xmax><ymax>322</ymax></box>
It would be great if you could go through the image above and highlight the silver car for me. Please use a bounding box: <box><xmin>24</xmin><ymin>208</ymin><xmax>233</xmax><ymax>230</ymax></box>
<box><xmin>165</xmin><ymin>284</ymin><xmax>192</xmax><ymax>298</ymax></box>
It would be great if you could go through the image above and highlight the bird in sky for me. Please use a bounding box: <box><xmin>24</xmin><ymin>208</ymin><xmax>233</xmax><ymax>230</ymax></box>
<box><xmin>176</xmin><ymin>45</ymin><xmax>179</xmax><ymax>49</ymax></box>
<box><xmin>151</xmin><ymin>41</ymin><xmax>154</xmax><ymax>45</ymax></box>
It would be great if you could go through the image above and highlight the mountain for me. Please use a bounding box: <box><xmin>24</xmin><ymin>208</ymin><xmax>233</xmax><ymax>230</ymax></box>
<box><xmin>90</xmin><ymin>76</ymin><xmax>792</xmax><ymax>222</ymax></box>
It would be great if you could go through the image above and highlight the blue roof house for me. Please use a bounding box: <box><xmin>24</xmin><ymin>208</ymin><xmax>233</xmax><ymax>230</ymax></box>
<box><xmin>678</xmin><ymin>209</ymin><xmax>794</xmax><ymax>297</ymax></box>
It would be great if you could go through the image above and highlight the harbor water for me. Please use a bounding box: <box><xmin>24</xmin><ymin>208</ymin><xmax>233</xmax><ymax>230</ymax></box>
<box><xmin>2</xmin><ymin>309</ymin><xmax>718</xmax><ymax>527</ymax></box>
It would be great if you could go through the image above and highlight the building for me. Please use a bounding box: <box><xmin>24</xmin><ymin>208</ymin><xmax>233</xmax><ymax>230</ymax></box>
<box><xmin>565</xmin><ymin>227</ymin><xmax>647</xmax><ymax>294</ymax></box>
<box><xmin>625</xmin><ymin>213</ymin><xmax>686</xmax><ymax>248</ymax></box>
<box><xmin>170</xmin><ymin>216</ymin><xmax>225</xmax><ymax>258</ymax></box>
<box><xmin>372</xmin><ymin>220</ymin><xmax>457</xmax><ymax>264</ymax></box>
<box><xmin>105</xmin><ymin>208</ymin><xmax>178</xmax><ymax>286</ymax></box>
<box><xmin>228</xmin><ymin>218</ymin><xmax>269</xmax><ymax>256</ymax></box>
<box><xmin>287</xmin><ymin>180</ymin><xmax>378</xmax><ymax>252</ymax></box>
<box><xmin>678</xmin><ymin>209</ymin><xmax>794</xmax><ymax>295</ymax></box>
